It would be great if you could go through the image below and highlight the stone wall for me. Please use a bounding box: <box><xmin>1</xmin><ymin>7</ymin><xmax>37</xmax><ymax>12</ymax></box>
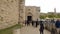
<box><xmin>19</xmin><ymin>0</ymin><xmax>25</xmax><ymax>23</ymax></box>
<box><xmin>25</xmin><ymin>6</ymin><xmax>40</xmax><ymax>21</ymax></box>
<box><xmin>0</xmin><ymin>0</ymin><xmax>19</xmax><ymax>29</ymax></box>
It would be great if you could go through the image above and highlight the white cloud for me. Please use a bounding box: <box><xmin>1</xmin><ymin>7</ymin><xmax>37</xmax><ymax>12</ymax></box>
<box><xmin>25</xmin><ymin>0</ymin><xmax>60</xmax><ymax>13</ymax></box>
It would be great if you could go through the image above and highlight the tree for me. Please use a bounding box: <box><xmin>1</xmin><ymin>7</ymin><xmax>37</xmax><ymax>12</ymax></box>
<box><xmin>40</xmin><ymin>15</ymin><xmax>46</xmax><ymax>19</ymax></box>
<box><xmin>48</xmin><ymin>14</ymin><xmax>55</xmax><ymax>18</ymax></box>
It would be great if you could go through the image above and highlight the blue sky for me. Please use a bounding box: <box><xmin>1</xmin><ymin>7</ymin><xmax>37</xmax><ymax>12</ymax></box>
<box><xmin>25</xmin><ymin>0</ymin><xmax>60</xmax><ymax>13</ymax></box>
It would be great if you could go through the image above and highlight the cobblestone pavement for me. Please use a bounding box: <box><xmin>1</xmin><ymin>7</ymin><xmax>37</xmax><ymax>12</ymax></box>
<box><xmin>20</xmin><ymin>25</ymin><xmax>51</xmax><ymax>34</ymax></box>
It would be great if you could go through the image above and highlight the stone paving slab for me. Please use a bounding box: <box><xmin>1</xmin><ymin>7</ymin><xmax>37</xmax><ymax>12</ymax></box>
<box><xmin>20</xmin><ymin>25</ymin><xmax>51</xmax><ymax>34</ymax></box>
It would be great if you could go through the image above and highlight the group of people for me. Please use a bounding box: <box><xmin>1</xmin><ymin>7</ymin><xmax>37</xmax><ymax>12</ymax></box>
<box><xmin>45</xmin><ymin>19</ymin><xmax>60</xmax><ymax>34</ymax></box>
<box><xmin>25</xmin><ymin>20</ymin><xmax>44</xmax><ymax>34</ymax></box>
<box><xmin>25</xmin><ymin>20</ymin><xmax>39</xmax><ymax>27</ymax></box>
<box><xmin>24</xmin><ymin>19</ymin><xmax>60</xmax><ymax>34</ymax></box>
<box><xmin>46</xmin><ymin>19</ymin><xmax>60</xmax><ymax>34</ymax></box>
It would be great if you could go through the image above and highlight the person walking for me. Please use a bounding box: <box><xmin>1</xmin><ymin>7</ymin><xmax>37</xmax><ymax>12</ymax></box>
<box><xmin>39</xmin><ymin>21</ymin><xmax>44</xmax><ymax>34</ymax></box>
<box><xmin>27</xmin><ymin>20</ymin><xmax>29</xmax><ymax>26</ymax></box>
<box><xmin>25</xmin><ymin>20</ymin><xmax>28</xmax><ymax>26</ymax></box>
<box><xmin>36</xmin><ymin>21</ymin><xmax>38</xmax><ymax>27</ymax></box>
<box><xmin>36</xmin><ymin>19</ymin><xmax>39</xmax><ymax>27</ymax></box>
<box><xmin>32</xmin><ymin>21</ymin><xmax>34</xmax><ymax>26</ymax></box>
<box><xmin>55</xmin><ymin>19</ymin><xmax>60</xmax><ymax>34</ymax></box>
<box><xmin>51</xmin><ymin>19</ymin><xmax>55</xmax><ymax>23</ymax></box>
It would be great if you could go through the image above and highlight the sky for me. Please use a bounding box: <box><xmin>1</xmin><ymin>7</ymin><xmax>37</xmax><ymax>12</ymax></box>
<box><xmin>25</xmin><ymin>0</ymin><xmax>60</xmax><ymax>13</ymax></box>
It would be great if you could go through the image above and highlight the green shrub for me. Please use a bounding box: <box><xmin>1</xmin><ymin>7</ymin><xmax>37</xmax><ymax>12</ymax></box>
<box><xmin>0</xmin><ymin>24</ymin><xmax>21</xmax><ymax>34</ymax></box>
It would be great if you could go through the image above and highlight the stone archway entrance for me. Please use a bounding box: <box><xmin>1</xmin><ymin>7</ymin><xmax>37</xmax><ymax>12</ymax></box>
<box><xmin>27</xmin><ymin>16</ymin><xmax>32</xmax><ymax>24</ymax></box>
<box><xmin>27</xmin><ymin>16</ymin><xmax>32</xmax><ymax>21</ymax></box>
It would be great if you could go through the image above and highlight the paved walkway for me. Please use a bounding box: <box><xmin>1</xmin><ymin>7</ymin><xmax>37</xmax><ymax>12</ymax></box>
<box><xmin>20</xmin><ymin>25</ymin><xmax>51</xmax><ymax>34</ymax></box>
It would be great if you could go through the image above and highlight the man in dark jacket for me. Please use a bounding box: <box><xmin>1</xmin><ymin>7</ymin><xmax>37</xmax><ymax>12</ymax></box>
<box><xmin>36</xmin><ymin>21</ymin><xmax>38</xmax><ymax>27</ymax></box>
<box><xmin>39</xmin><ymin>21</ymin><xmax>44</xmax><ymax>34</ymax></box>
<box><xmin>32</xmin><ymin>21</ymin><xmax>34</xmax><ymax>26</ymax></box>
<box><xmin>55</xmin><ymin>20</ymin><xmax>60</xmax><ymax>28</ymax></box>
<box><xmin>55</xmin><ymin>19</ymin><xmax>60</xmax><ymax>34</ymax></box>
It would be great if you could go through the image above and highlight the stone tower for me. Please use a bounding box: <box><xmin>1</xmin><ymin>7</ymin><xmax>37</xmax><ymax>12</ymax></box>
<box><xmin>19</xmin><ymin>0</ymin><xmax>25</xmax><ymax>23</ymax></box>
<box><xmin>0</xmin><ymin>0</ymin><xmax>25</xmax><ymax>29</ymax></box>
<box><xmin>54</xmin><ymin>8</ymin><xmax>56</xmax><ymax>13</ymax></box>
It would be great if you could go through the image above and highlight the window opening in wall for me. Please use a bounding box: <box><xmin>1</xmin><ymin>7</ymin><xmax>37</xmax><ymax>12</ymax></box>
<box><xmin>1</xmin><ymin>9</ymin><xmax>4</xmax><ymax>11</ymax></box>
<box><xmin>0</xmin><ymin>16</ymin><xmax>3</xmax><ymax>21</ymax></box>
<box><xmin>11</xmin><ymin>0</ymin><xmax>13</xmax><ymax>2</ymax></box>
<box><xmin>38</xmin><ymin>10</ymin><xmax>40</xmax><ymax>12</ymax></box>
<box><xmin>1</xmin><ymin>17</ymin><xmax>3</xmax><ymax>21</ymax></box>
<box><xmin>28</xmin><ymin>9</ymin><xmax>31</xmax><ymax>11</ymax></box>
<box><xmin>7</xmin><ymin>0</ymin><xmax>8</xmax><ymax>1</ymax></box>
<box><xmin>20</xmin><ymin>9</ymin><xmax>24</xmax><ymax>13</ymax></box>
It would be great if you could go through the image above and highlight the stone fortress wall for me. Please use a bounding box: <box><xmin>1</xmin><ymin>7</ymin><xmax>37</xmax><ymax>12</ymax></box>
<box><xmin>0</xmin><ymin>0</ymin><xmax>40</xmax><ymax>29</ymax></box>
<box><xmin>25</xmin><ymin>6</ymin><xmax>40</xmax><ymax>21</ymax></box>
<box><xmin>0</xmin><ymin>0</ymin><xmax>19</xmax><ymax>29</ymax></box>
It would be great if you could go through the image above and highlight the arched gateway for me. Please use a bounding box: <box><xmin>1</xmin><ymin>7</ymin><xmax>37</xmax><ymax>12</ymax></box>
<box><xmin>25</xmin><ymin>6</ymin><xmax>40</xmax><ymax>24</ymax></box>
